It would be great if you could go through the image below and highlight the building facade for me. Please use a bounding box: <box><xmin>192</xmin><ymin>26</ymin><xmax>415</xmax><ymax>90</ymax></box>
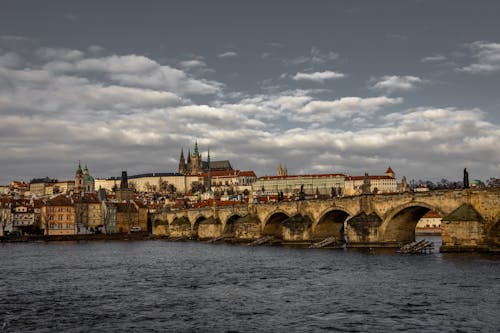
<box><xmin>41</xmin><ymin>194</ymin><xmax>76</xmax><ymax>236</ymax></box>
<box><xmin>253</xmin><ymin>173</ymin><xmax>346</xmax><ymax>198</ymax></box>
<box><xmin>343</xmin><ymin>167</ymin><xmax>398</xmax><ymax>196</ymax></box>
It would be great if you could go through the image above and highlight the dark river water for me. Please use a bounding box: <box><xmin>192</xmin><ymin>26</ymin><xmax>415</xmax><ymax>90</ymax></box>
<box><xmin>1</xmin><ymin>237</ymin><xmax>499</xmax><ymax>332</ymax></box>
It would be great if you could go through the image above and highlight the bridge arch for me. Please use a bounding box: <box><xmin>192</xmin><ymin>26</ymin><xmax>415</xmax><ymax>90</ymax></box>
<box><xmin>487</xmin><ymin>219</ymin><xmax>500</xmax><ymax>246</ymax></box>
<box><xmin>192</xmin><ymin>215</ymin><xmax>210</xmax><ymax>238</ymax></box>
<box><xmin>223</xmin><ymin>214</ymin><xmax>241</xmax><ymax>237</ymax></box>
<box><xmin>381</xmin><ymin>202</ymin><xmax>442</xmax><ymax>243</ymax></box>
<box><xmin>262</xmin><ymin>211</ymin><xmax>290</xmax><ymax>238</ymax></box>
<box><xmin>312</xmin><ymin>208</ymin><xmax>351</xmax><ymax>241</ymax></box>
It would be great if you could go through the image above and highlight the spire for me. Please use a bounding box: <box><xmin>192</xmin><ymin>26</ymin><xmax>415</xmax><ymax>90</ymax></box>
<box><xmin>283</xmin><ymin>163</ymin><xmax>288</xmax><ymax>176</ymax></box>
<box><xmin>277</xmin><ymin>162</ymin><xmax>282</xmax><ymax>176</ymax></box>
<box><xmin>180</xmin><ymin>147</ymin><xmax>184</xmax><ymax>159</ymax></box>
<box><xmin>207</xmin><ymin>148</ymin><xmax>211</xmax><ymax>168</ymax></box>
<box><xmin>76</xmin><ymin>160</ymin><xmax>83</xmax><ymax>175</ymax></box>
<box><xmin>194</xmin><ymin>140</ymin><xmax>199</xmax><ymax>157</ymax></box>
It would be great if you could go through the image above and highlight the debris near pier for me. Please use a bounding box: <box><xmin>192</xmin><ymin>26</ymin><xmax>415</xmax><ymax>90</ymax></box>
<box><xmin>248</xmin><ymin>235</ymin><xmax>277</xmax><ymax>246</ymax></box>
<box><xmin>397</xmin><ymin>239</ymin><xmax>434</xmax><ymax>254</ymax></box>
<box><xmin>309</xmin><ymin>236</ymin><xmax>338</xmax><ymax>249</ymax></box>
<box><xmin>206</xmin><ymin>236</ymin><xmax>225</xmax><ymax>243</ymax></box>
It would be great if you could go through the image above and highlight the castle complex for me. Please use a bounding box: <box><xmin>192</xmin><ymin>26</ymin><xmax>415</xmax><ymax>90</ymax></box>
<box><xmin>178</xmin><ymin>141</ymin><xmax>233</xmax><ymax>175</ymax></box>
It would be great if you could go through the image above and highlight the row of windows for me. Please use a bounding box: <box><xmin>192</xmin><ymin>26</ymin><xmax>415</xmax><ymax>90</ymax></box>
<box><xmin>48</xmin><ymin>215</ymin><xmax>72</xmax><ymax>221</ymax></box>
<box><xmin>48</xmin><ymin>207</ymin><xmax>72</xmax><ymax>213</ymax></box>
<box><xmin>48</xmin><ymin>223</ymin><xmax>74</xmax><ymax>229</ymax></box>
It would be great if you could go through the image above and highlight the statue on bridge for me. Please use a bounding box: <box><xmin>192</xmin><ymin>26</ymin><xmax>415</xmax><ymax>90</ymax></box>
<box><xmin>463</xmin><ymin>168</ymin><xmax>470</xmax><ymax>189</ymax></box>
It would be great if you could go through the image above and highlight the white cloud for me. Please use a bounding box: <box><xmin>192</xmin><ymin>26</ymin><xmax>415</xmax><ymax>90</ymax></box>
<box><xmin>217</xmin><ymin>51</ymin><xmax>238</xmax><ymax>58</ymax></box>
<box><xmin>459</xmin><ymin>41</ymin><xmax>500</xmax><ymax>73</ymax></box>
<box><xmin>295</xmin><ymin>96</ymin><xmax>402</xmax><ymax>123</ymax></box>
<box><xmin>179</xmin><ymin>59</ymin><xmax>207</xmax><ymax>69</ymax></box>
<box><xmin>421</xmin><ymin>55</ymin><xmax>447</xmax><ymax>63</ymax></box>
<box><xmin>370</xmin><ymin>75</ymin><xmax>426</xmax><ymax>93</ymax></box>
<box><xmin>40</xmin><ymin>52</ymin><xmax>222</xmax><ymax>95</ymax></box>
<box><xmin>292</xmin><ymin>70</ymin><xmax>345</xmax><ymax>82</ymax></box>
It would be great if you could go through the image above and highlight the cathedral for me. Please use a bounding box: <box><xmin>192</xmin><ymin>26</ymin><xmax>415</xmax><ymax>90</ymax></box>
<box><xmin>178</xmin><ymin>141</ymin><xmax>233</xmax><ymax>175</ymax></box>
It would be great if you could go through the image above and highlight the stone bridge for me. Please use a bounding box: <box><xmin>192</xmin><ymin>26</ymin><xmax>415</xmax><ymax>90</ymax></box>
<box><xmin>151</xmin><ymin>189</ymin><xmax>500</xmax><ymax>251</ymax></box>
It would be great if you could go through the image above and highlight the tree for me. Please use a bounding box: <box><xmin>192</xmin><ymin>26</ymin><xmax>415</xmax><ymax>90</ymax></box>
<box><xmin>486</xmin><ymin>178</ymin><xmax>500</xmax><ymax>188</ymax></box>
<box><xmin>166</xmin><ymin>184</ymin><xmax>176</xmax><ymax>195</ymax></box>
<box><xmin>159</xmin><ymin>178</ymin><xmax>168</xmax><ymax>193</ymax></box>
<box><xmin>190</xmin><ymin>181</ymin><xmax>205</xmax><ymax>194</ymax></box>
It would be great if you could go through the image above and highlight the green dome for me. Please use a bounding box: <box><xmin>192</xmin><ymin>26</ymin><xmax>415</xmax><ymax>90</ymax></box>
<box><xmin>83</xmin><ymin>174</ymin><xmax>94</xmax><ymax>182</ymax></box>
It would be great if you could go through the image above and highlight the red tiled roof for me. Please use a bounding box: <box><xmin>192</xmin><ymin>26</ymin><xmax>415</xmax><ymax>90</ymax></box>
<box><xmin>259</xmin><ymin>173</ymin><xmax>346</xmax><ymax>180</ymax></box>
<box><xmin>46</xmin><ymin>194</ymin><xmax>73</xmax><ymax>206</ymax></box>
<box><xmin>200</xmin><ymin>170</ymin><xmax>257</xmax><ymax>178</ymax></box>
<box><xmin>422</xmin><ymin>211</ymin><xmax>441</xmax><ymax>218</ymax></box>
<box><xmin>385</xmin><ymin>166</ymin><xmax>394</xmax><ymax>174</ymax></box>
<box><xmin>346</xmin><ymin>175</ymin><xmax>394</xmax><ymax>181</ymax></box>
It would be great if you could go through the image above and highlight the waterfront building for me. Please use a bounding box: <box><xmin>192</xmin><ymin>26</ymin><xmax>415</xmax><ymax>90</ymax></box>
<box><xmin>72</xmin><ymin>193</ymin><xmax>102</xmax><ymax>234</ymax></box>
<box><xmin>41</xmin><ymin>194</ymin><xmax>76</xmax><ymax>235</ymax></box>
<box><xmin>415</xmin><ymin>210</ymin><xmax>442</xmax><ymax>235</ymax></box>
<box><xmin>114</xmin><ymin>201</ymin><xmax>147</xmax><ymax>233</ymax></box>
<box><xmin>0</xmin><ymin>198</ymin><xmax>13</xmax><ymax>236</ymax></box>
<box><xmin>343</xmin><ymin>167</ymin><xmax>398</xmax><ymax>196</ymax></box>
<box><xmin>102</xmin><ymin>201</ymin><xmax>117</xmax><ymax>234</ymax></box>
<box><xmin>12</xmin><ymin>204</ymin><xmax>38</xmax><ymax>230</ymax></box>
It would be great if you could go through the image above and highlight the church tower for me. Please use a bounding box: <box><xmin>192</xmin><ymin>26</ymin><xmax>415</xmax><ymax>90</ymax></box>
<box><xmin>190</xmin><ymin>140</ymin><xmax>203</xmax><ymax>174</ymax></box>
<box><xmin>75</xmin><ymin>161</ymin><xmax>84</xmax><ymax>194</ymax></box>
<box><xmin>178</xmin><ymin>148</ymin><xmax>186</xmax><ymax>174</ymax></box>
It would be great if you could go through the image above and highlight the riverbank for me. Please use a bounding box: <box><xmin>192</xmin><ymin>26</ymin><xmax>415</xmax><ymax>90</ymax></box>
<box><xmin>0</xmin><ymin>232</ymin><xmax>151</xmax><ymax>243</ymax></box>
<box><xmin>2</xmin><ymin>234</ymin><xmax>498</xmax><ymax>253</ymax></box>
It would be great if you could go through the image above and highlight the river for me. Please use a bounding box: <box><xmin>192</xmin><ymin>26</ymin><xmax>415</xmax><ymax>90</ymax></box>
<box><xmin>1</xmin><ymin>238</ymin><xmax>499</xmax><ymax>332</ymax></box>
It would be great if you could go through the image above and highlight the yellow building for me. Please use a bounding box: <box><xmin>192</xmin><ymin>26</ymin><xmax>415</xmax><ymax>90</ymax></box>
<box><xmin>73</xmin><ymin>193</ymin><xmax>102</xmax><ymax>233</ymax></box>
<box><xmin>41</xmin><ymin>194</ymin><xmax>75</xmax><ymax>235</ymax></box>
<box><xmin>253</xmin><ymin>173</ymin><xmax>345</xmax><ymax>197</ymax></box>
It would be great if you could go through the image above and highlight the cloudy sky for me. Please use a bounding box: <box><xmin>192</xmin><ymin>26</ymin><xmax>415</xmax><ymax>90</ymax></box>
<box><xmin>1</xmin><ymin>1</ymin><xmax>500</xmax><ymax>184</ymax></box>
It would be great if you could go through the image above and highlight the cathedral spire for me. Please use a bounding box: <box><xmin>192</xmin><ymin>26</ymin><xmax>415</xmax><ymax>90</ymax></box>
<box><xmin>194</xmin><ymin>140</ymin><xmax>199</xmax><ymax>157</ymax></box>
<box><xmin>207</xmin><ymin>148</ymin><xmax>211</xmax><ymax>168</ymax></box>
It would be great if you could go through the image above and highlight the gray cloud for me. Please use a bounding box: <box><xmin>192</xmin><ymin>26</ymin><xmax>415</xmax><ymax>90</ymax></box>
<box><xmin>459</xmin><ymin>41</ymin><xmax>500</xmax><ymax>73</ymax></box>
<box><xmin>284</xmin><ymin>47</ymin><xmax>339</xmax><ymax>66</ymax></box>
<box><xmin>217</xmin><ymin>51</ymin><xmax>238</xmax><ymax>58</ymax></box>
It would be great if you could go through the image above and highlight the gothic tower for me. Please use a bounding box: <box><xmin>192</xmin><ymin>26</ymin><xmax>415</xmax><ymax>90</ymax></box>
<box><xmin>178</xmin><ymin>148</ymin><xmax>186</xmax><ymax>174</ymax></box>
<box><xmin>190</xmin><ymin>140</ymin><xmax>203</xmax><ymax>174</ymax></box>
